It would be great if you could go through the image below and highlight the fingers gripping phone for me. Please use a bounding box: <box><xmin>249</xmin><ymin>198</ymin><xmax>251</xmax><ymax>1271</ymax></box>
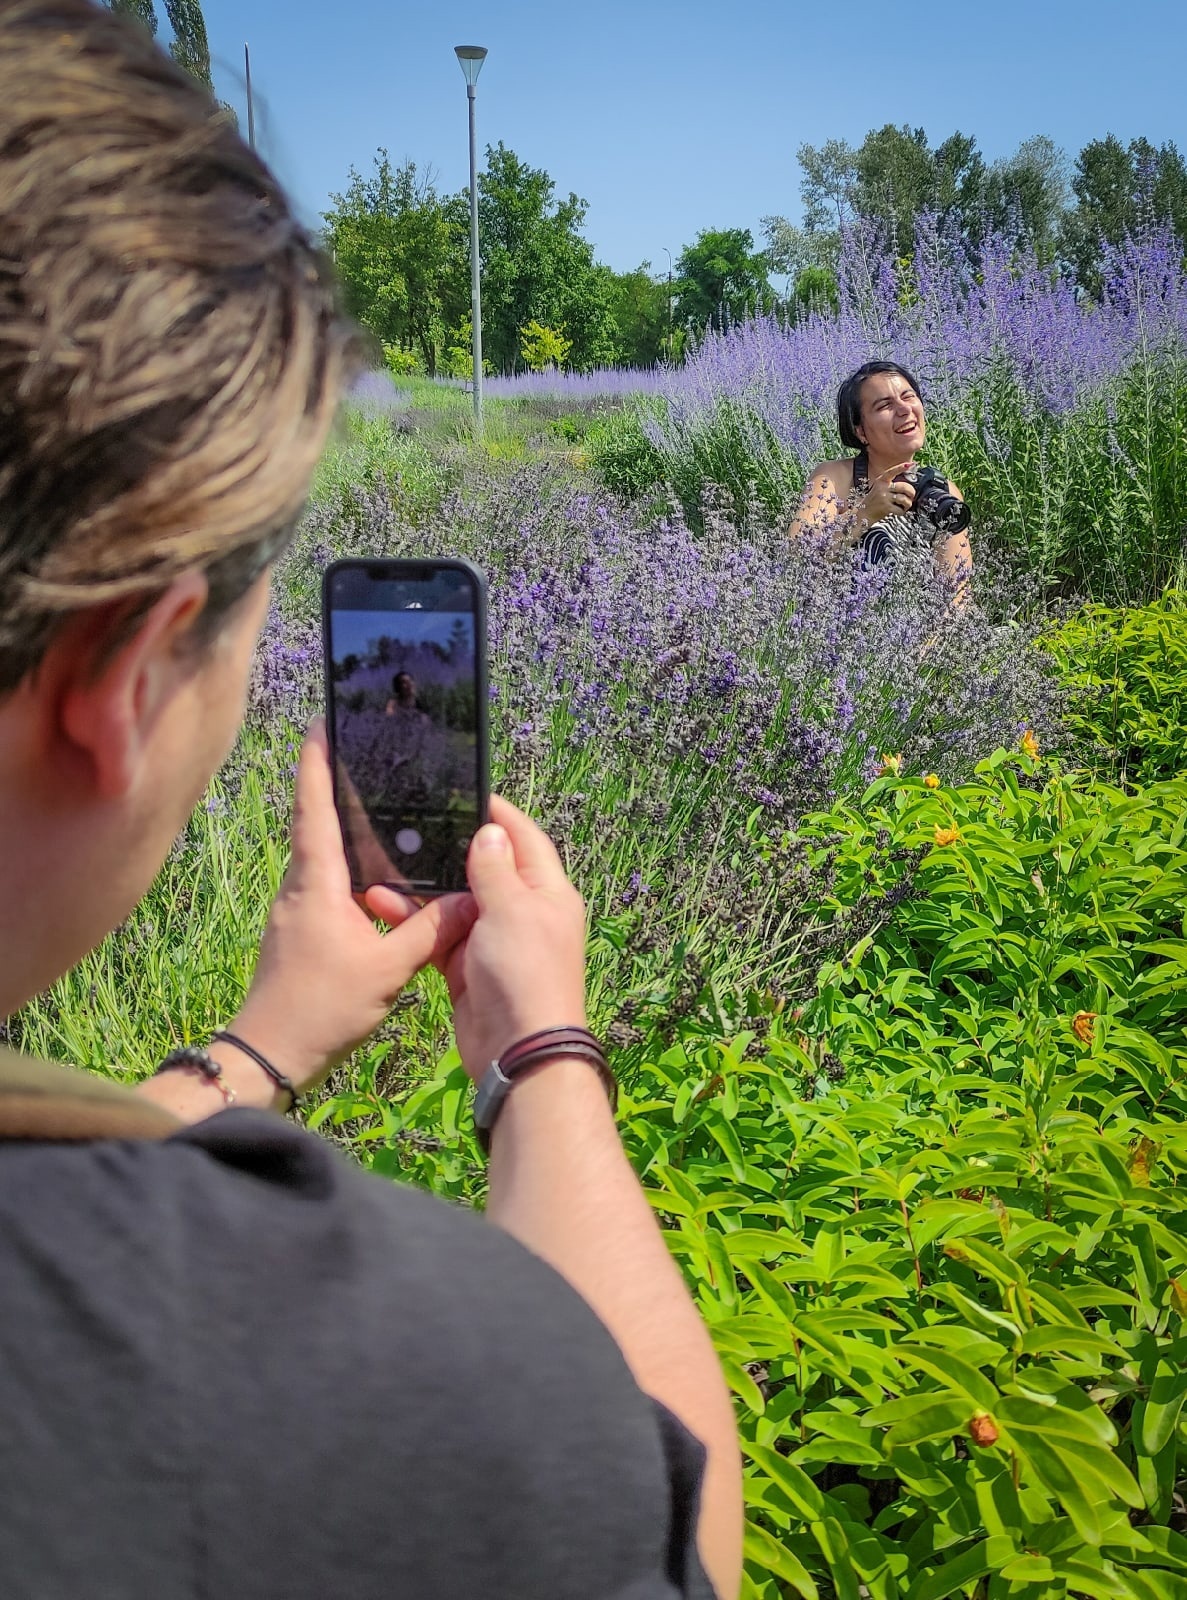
<box><xmin>322</xmin><ymin>558</ymin><xmax>490</xmax><ymax>896</ymax></box>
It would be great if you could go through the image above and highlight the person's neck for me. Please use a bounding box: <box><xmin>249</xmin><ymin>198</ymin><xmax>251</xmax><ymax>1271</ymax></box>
<box><xmin>0</xmin><ymin>698</ymin><xmax>117</xmax><ymax>1020</ymax></box>
<box><xmin>0</xmin><ymin>758</ymin><xmax>69</xmax><ymax>1019</ymax></box>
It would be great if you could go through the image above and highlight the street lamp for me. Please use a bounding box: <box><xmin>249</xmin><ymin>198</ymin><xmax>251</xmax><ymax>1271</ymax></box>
<box><xmin>662</xmin><ymin>246</ymin><xmax>673</xmax><ymax>364</ymax></box>
<box><xmin>454</xmin><ymin>45</ymin><xmax>487</xmax><ymax>438</ymax></box>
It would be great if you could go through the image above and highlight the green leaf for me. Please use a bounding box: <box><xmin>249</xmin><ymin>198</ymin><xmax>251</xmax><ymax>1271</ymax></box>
<box><xmin>995</xmin><ymin>1395</ymin><xmax>1117</xmax><ymax>1450</ymax></box>
<box><xmin>908</xmin><ymin>1536</ymin><xmax>1018</xmax><ymax>1600</ymax></box>
<box><xmin>747</xmin><ymin>1444</ymin><xmax>827</xmax><ymax>1521</ymax></box>
<box><xmin>1139</xmin><ymin>1364</ymin><xmax>1187</xmax><ymax>1455</ymax></box>
<box><xmin>722</xmin><ymin>1359</ymin><xmax>766</xmax><ymax>1417</ymax></box>
<box><xmin>703</xmin><ymin>1108</ymin><xmax>748</xmax><ymax>1181</ymax></box>
<box><xmin>895</xmin><ymin>1344</ymin><xmax>999</xmax><ymax>1412</ymax></box>
<box><xmin>743</xmin><ymin>1522</ymin><xmax>819</xmax><ymax>1599</ymax></box>
<box><xmin>1014</xmin><ymin>1434</ymin><xmax>1106</xmax><ymax>1546</ymax></box>
<box><xmin>884</xmin><ymin>1398</ymin><xmax>973</xmax><ymax>1449</ymax></box>
<box><xmin>809</xmin><ymin>1517</ymin><xmax>862</xmax><ymax>1600</ymax></box>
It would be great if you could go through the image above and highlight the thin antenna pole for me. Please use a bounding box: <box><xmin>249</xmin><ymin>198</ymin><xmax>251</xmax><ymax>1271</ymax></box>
<box><xmin>244</xmin><ymin>43</ymin><xmax>256</xmax><ymax>150</ymax></box>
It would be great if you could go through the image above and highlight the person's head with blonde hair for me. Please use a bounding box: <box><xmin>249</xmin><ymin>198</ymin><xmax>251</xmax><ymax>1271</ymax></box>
<box><xmin>0</xmin><ymin>0</ymin><xmax>356</xmax><ymax>1012</ymax></box>
<box><xmin>0</xmin><ymin>0</ymin><xmax>356</xmax><ymax>691</ymax></box>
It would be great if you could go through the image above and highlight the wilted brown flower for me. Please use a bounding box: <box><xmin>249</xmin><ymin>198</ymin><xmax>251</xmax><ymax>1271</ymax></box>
<box><xmin>877</xmin><ymin>752</ymin><xmax>903</xmax><ymax>776</ymax></box>
<box><xmin>968</xmin><ymin>1411</ymin><xmax>999</xmax><ymax>1446</ymax></box>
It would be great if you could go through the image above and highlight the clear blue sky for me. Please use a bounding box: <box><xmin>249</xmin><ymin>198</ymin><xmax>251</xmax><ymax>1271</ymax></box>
<box><xmin>201</xmin><ymin>0</ymin><xmax>1186</xmax><ymax>273</ymax></box>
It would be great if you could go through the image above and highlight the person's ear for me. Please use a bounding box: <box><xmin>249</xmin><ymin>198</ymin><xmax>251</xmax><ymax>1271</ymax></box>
<box><xmin>58</xmin><ymin>571</ymin><xmax>210</xmax><ymax>800</ymax></box>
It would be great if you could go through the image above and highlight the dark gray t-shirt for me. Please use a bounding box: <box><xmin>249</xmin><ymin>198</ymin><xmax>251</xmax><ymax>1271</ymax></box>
<box><xmin>0</xmin><ymin>1109</ymin><xmax>714</xmax><ymax>1600</ymax></box>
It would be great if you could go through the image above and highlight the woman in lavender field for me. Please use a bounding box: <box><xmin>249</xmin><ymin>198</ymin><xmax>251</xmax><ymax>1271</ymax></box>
<box><xmin>789</xmin><ymin>362</ymin><xmax>973</xmax><ymax>593</ymax></box>
<box><xmin>384</xmin><ymin>670</ymin><xmax>430</xmax><ymax>719</ymax></box>
<box><xmin>0</xmin><ymin>6</ymin><xmax>741</xmax><ymax>1598</ymax></box>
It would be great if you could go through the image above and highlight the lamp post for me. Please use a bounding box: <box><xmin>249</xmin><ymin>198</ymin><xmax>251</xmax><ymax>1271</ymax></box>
<box><xmin>662</xmin><ymin>246</ymin><xmax>673</xmax><ymax>364</ymax></box>
<box><xmin>454</xmin><ymin>45</ymin><xmax>487</xmax><ymax>439</ymax></box>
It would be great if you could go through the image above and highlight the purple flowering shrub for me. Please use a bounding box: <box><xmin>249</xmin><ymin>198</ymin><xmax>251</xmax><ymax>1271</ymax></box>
<box><xmin>252</xmin><ymin>461</ymin><xmax>1060</xmax><ymax>998</ymax></box>
<box><xmin>589</xmin><ymin>223</ymin><xmax>1187</xmax><ymax>603</ymax></box>
<box><xmin>484</xmin><ymin>366</ymin><xmax>669</xmax><ymax>402</ymax></box>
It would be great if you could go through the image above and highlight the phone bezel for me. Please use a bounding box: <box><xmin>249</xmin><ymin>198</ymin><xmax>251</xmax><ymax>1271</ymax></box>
<box><xmin>321</xmin><ymin>556</ymin><xmax>490</xmax><ymax>897</ymax></box>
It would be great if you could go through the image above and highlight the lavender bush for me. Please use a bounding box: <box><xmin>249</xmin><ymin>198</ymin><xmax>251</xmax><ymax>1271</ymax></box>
<box><xmin>588</xmin><ymin>223</ymin><xmax>1187</xmax><ymax>602</ymax></box>
<box><xmin>483</xmin><ymin>366</ymin><xmax>668</xmax><ymax>401</ymax></box>
<box><xmin>251</xmin><ymin>462</ymin><xmax>1061</xmax><ymax>1003</ymax></box>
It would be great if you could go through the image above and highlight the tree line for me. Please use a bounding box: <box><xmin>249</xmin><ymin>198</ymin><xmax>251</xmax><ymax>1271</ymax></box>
<box><xmin>327</xmin><ymin>125</ymin><xmax>1187</xmax><ymax>376</ymax></box>
<box><xmin>96</xmin><ymin>0</ymin><xmax>1187</xmax><ymax>378</ymax></box>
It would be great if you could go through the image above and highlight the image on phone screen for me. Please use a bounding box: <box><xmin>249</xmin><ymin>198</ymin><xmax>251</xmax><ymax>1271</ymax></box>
<box><xmin>324</xmin><ymin>560</ymin><xmax>487</xmax><ymax>896</ymax></box>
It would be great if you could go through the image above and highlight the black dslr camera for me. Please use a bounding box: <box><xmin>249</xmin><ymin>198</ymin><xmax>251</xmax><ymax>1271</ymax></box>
<box><xmin>894</xmin><ymin>466</ymin><xmax>970</xmax><ymax>534</ymax></box>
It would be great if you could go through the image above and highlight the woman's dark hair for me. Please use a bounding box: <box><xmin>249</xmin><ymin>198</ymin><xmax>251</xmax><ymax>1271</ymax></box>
<box><xmin>837</xmin><ymin>362</ymin><xmax>924</xmax><ymax>452</ymax></box>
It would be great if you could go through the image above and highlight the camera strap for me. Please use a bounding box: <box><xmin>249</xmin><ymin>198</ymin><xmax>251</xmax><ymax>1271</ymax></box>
<box><xmin>851</xmin><ymin>451</ymin><xmax>870</xmax><ymax>495</ymax></box>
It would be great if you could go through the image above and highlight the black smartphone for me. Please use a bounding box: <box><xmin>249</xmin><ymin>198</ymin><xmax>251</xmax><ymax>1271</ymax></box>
<box><xmin>322</xmin><ymin>557</ymin><xmax>489</xmax><ymax>896</ymax></box>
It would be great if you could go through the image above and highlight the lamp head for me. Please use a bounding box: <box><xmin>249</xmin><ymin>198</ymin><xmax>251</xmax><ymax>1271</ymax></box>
<box><xmin>454</xmin><ymin>45</ymin><xmax>487</xmax><ymax>86</ymax></box>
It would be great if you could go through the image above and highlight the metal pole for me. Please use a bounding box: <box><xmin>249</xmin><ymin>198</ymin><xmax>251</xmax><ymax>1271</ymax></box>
<box><xmin>244</xmin><ymin>43</ymin><xmax>255</xmax><ymax>151</ymax></box>
<box><xmin>466</xmin><ymin>83</ymin><xmax>483</xmax><ymax>439</ymax></box>
<box><xmin>663</xmin><ymin>246</ymin><xmax>673</xmax><ymax>363</ymax></box>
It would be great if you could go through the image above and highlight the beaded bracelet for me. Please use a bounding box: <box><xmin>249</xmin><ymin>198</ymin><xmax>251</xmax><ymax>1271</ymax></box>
<box><xmin>473</xmin><ymin>1026</ymin><xmax>616</xmax><ymax>1155</ymax></box>
<box><xmin>154</xmin><ymin>1045</ymin><xmax>236</xmax><ymax>1106</ymax></box>
<box><xmin>154</xmin><ymin>1034</ymin><xmax>300</xmax><ymax>1113</ymax></box>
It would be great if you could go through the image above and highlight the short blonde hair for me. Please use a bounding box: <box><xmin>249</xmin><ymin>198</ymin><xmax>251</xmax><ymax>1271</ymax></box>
<box><xmin>0</xmin><ymin>0</ymin><xmax>357</xmax><ymax>689</ymax></box>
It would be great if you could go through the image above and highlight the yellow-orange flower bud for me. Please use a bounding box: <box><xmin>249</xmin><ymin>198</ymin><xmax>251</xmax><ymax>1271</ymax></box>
<box><xmin>934</xmin><ymin>824</ymin><xmax>960</xmax><ymax>847</ymax></box>
<box><xmin>1020</xmin><ymin>729</ymin><xmax>1040</xmax><ymax>760</ymax></box>
<box><xmin>923</xmin><ymin>773</ymin><xmax>940</xmax><ymax>789</ymax></box>
<box><xmin>1072</xmin><ymin>1010</ymin><xmax>1096</xmax><ymax>1044</ymax></box>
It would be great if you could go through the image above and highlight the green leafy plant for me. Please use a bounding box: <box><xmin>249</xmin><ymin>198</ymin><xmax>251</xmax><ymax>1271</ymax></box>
<box><xmin>1045</xmin><ymin>591</ymin><xmax>1187</xmax><ymax>785</ymax></box>
<box><xmin>311</xmin><ymin>754</ymin><xmax>1187</xmax><ymax>1597</ymax></box>
<box><xmin>586</xmin><ymin>401</ymin><xmax>668</xmax><ymax>502</ymax></box>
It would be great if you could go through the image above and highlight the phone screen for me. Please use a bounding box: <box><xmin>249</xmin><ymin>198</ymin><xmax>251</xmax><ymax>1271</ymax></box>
<box><xmin>323</xmin><ymin>559</ymin><xmax>488</xmax><ymax>896</ymax></box>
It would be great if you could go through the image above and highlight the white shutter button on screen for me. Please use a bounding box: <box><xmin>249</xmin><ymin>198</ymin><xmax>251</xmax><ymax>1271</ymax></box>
<box><xmin>395</xmin><ymin>828</ymin><xmax>422</xmax><ymax>855</ymax></box>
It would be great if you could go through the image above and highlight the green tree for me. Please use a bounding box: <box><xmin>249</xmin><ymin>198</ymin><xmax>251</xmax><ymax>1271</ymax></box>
<box><xmin>469</xmin><ymin>143</ymin><xmax>617</xmax><ymax>372</ymax></box>
<box><xmin>789</xmin><ymin>265</ymin><xmax>840</xmax><ymax>321</ymax></box>
<box><xmin>606</xmin><ymin>264</ymin><xmax>670</xmax><ymax>366</ymax></box>
<box><xmin>762</xmin><ymin>211</ymin><xmax>841</xmax><ymax>324</ymax></box>
<box><xmin>853</xmin><ymin>124</ymin><xmax>934</xmax><ymax>253</ymax></box>
<box><xmin>982</xmin><ymin>135</ymin><xmax>1070</xmax><ymax>255</ymax></box>
<box><xmin>519</xmin><ymin>319</ymin><xmax>571</xmax><ymax>371</ymax></box>
<box><xmin>106</xmin><ymin>0</ymin><xmax>212</xmax><ymax>92</ymax></box>
<box><xmin>323</xmin><ymin>152</ymin><xmax>462</xmax><ymax>376</ymax></box>
<box><xmin>851</xmin><ymin>125</ymin><xmax>985</xmax><ymax>254</ymax></box>
<box><xmin>797</xmin><ymin>138</ymin><xmax>857</xmax><ymax>233</ymax></box>
<box><xmin>931</xmin><ymin>130</ymin><xmax>986</xmax><ymax>230</ymax></box>
<box><xmin>781</xmin><ymin>129</ymin><xmax>984</xmax><ymax>267</ymax></box>
<box><xmin>673</xmin><ymin>228</ymin><xmax>772</xmax><ymax>334</ymax></box>
<box><xmin>1062</xmin><ymin>135</ymin><xmax>1187</xmax><ymax>294</ymax></box>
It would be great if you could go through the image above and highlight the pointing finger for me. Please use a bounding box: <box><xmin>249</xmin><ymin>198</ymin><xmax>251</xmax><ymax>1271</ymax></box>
<box><xmin>289</xmin><ymin>719</ymin><xmax>351</xmax><ymax>894</ymax></box>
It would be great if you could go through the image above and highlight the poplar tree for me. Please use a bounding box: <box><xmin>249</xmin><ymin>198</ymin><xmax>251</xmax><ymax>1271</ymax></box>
<box><xmin>107</xmin><ymin>0</ymin><xmax>213</xmax><ymax>94</ymax></box>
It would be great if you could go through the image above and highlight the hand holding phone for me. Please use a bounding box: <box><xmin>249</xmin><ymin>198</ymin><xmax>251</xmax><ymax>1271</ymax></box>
<box><xmin>427</xmin><ymin>797</ymin><xmax>589</xmax><ymax>1083</ymax></box>
<box><xmin>323</xmin><ymin>559</ymin><xmax>490</xmax><ymax>896</ymax></box>
<box><xmin>229</xmin><ymin>724</ymin><xmax>478</xmax><ymax>1098</ymax></box>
